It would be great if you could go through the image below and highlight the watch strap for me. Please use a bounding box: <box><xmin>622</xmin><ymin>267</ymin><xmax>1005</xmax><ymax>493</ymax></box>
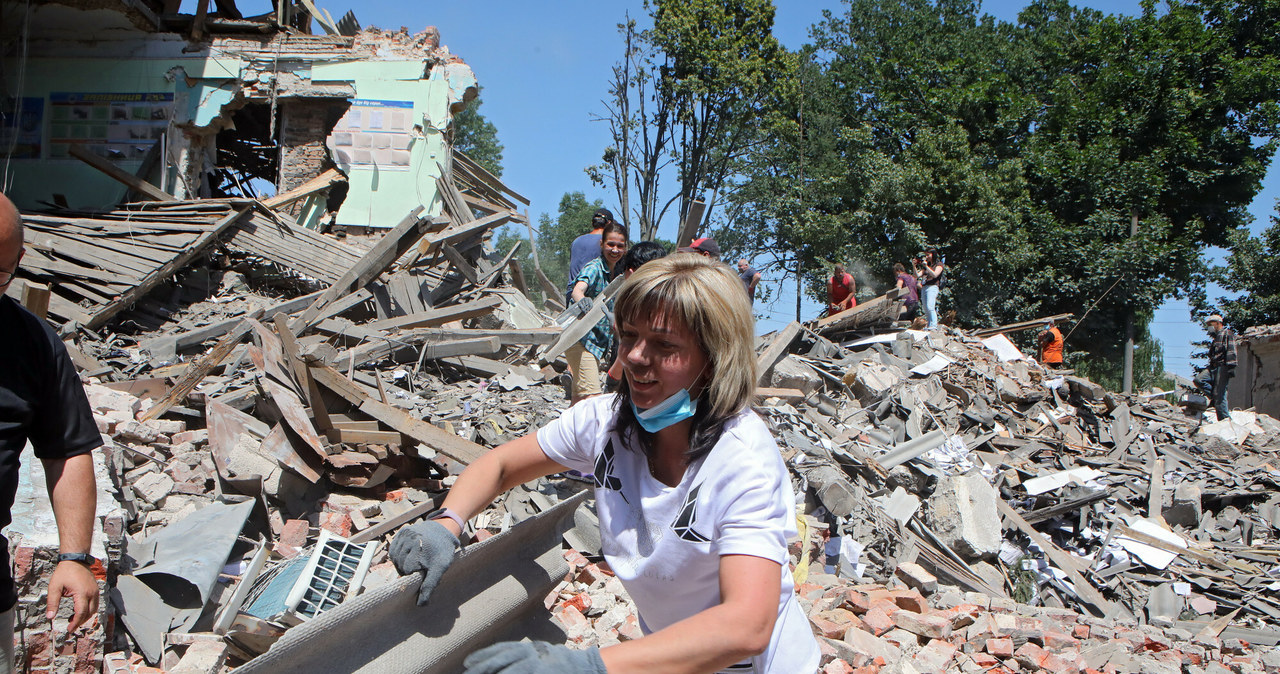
<box><xmin>426</xmin><ymin>507</ymin><xmax>466</xmax><ymax>532</ymax></box>
<box><xmin>57</xmin><ymin>552</ymin><xmax>94</xmax><ymax>565</ymax></box>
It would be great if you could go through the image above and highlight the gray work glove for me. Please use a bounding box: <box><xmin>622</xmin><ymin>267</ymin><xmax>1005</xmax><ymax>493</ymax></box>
<box><xmin>389</xmin><ymin>519</ymin><xmax>459</xmax><ymax>606</ymax></box>
<box><xmin>463</xmin><ymin>641</ymin><xmax>607</xmax><ymax>674</ymax></box>
<box><xmin>573</xmin><ymin>297</ymin><xmax>593</xmax><ymax>316</ymax></box>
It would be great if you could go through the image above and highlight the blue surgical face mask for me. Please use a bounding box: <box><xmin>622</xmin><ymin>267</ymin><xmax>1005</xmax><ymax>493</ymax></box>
<box><xmin>630</xmin><ymin>388</ymin><xmax>698</xmax><ymax>433</ymax></box>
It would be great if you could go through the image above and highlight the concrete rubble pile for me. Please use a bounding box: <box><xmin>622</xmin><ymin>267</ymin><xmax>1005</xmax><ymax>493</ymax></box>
<box><xmin>737</xmin><ymin>317</ymin><xmax>1280</xmax><ymax>672</ymax></box>
<box><xmin>14</xmin><ymin>238</ymin><xmax>1280</xmax><ymax>673</ymax></box>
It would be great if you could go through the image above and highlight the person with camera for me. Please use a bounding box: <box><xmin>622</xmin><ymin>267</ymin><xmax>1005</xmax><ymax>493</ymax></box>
<box><xmin>912</xmin><ymin>249</ymin><xmax>944</xmax><ymax>330</ymax></box>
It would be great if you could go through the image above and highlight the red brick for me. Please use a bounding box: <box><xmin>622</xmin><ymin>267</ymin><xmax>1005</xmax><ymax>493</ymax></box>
<box><xmin>13</xmin><ymin>547</ymin><xmax>35</xmax><ymax>583</ymax></box>
<box><xmin>811</xmin><ymin>609</ymin><xmax>859</xmax><ymax>639</ymax></box>
<box><xmin>913</xmin><ymin>639</ymin><xmax>958</xmax><ymax>671</ymax></box>
<box><xmin>861</xmin><ymin>607</ymin><xmax>894</xmax><ymax>636</ymax></box>
<box><xmin>822</xmin><ymin>660</ymin><xmax>854</xmax><ymax>674</ymax></box>
<box><xmin>892</xmin><ymin>609</ymin><xmax>952</xmax><ymax>639</ymax></box>
<box><xmin>1073</xmin><ymin>624</ymin><xmax>1091</xmax><ymax>639</ymax></box>
<box><xmin>560</xmin><ymin>592</ymin><xmax>592</xmax><ymax>614</ymax></box>
<box><xmin>577</xmin><ymin>563</ymin><xmax>608</xmax><ymax>585</ymax></box>
<box><xmin>319</xmin><ymin>512</ymin><xmax>353</xmax><ymax>537</ymax></box>
<box><xmin>987</xmin><ymin>637</ymin><xmax>1015</xmax><ymax>658</ymax></box>
<box><xmin>889</xmin><ymin>588</ymin><xmax>928</xmax><ymax>613</ymax></box>
<box><xmin>972</xmin><ymin>652</ymin><xmax>1000</xmax><ymax>668</ymax></box>
<box><xmin>1040</xmin><ymin>629</ymin><xmax>1081</xmax><ymax>651</ymax></box>
<box><xmin>563</xmin><ymin>548</ymin><xmax>589</xmax><ymax>570</ymax></box>
<box><xmin>280</xmin><ymin>519</ymin><xmax>309</xmax><ymax>548</ymax></box>
<box><xmin>838</xmin><ymin>589</ymin><xmax>871</xmax><ymax>614</ymax></box>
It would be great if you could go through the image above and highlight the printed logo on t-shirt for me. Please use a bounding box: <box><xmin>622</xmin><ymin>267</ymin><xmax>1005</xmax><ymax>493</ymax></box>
<box><xmin>594</xmin><ymin>437</ymin><xmax>628</xmax><ymax>503</ymax></box>
<box><xmin>673</xmin><ymin>484</ymin><xmax>711</xmax><ymax>543</ymax></box>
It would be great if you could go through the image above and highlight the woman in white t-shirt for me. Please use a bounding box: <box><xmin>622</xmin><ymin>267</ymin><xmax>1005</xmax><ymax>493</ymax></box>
<box><xmin>390</xmin><ymin>254</ymin><xmax>820</xmax><ymax>673</ymax></box>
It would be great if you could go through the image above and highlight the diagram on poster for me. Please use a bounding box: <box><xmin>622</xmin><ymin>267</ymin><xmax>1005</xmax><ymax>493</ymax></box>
<box><xmin>48</xmin><ymin>92</ymin><xmax>172</xmax><ymax>162</ymax></box>
<box><xmin>327</xmin><ymin>99</ymin><xmax>414</xmax><ymax>171</ymax></box>
<box><xmin>0</xmin><ymin>97</ymin><xmax>43</xmax><ymax>159</ymax></box>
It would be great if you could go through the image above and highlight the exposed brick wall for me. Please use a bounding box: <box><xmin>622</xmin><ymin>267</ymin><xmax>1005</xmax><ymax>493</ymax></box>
<box><xmin>278</xmin><ymin>99</ymin><xmax>349</xmax><ymax>216</ymax></box>
<box><xmin>9</xmin><ymin>546</ymin><xmax>108</xmax><ymax>674</ymax></box>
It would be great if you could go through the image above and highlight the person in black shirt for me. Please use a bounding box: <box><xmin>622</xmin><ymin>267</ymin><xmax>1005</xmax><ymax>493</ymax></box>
<box><xmin>0</xmin><ymin>192</ymin><xmax>101</xmax><ymax>660</ymax></box>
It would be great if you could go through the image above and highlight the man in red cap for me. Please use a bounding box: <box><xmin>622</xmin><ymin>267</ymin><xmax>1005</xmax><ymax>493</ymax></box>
<box><xmin>678</xmin><ymin>237</ymin><xmax>720</xmax><ymax>260</ymax></box>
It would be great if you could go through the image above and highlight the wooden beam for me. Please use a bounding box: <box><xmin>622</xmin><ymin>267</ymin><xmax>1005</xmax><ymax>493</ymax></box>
<box><xmin>141</xmin><ymin>317</ymin><xmax>258</xmax><ymax>422</ymax></box>
<box><xmin>756</xmin><ymin>321</ymin><xmax>802</xmax><ymax>385</ymax></box>
<box><xmin>69</xmin><ymin>144</ymin><xmax>177</xmax><ymax>201</ymax></box>
<box><xmin>310</xmin><ymin>363</ymin><xmax>486</xmax><ymax>465</ymax></box>
<box><xmin>290</xmin><ymin>209</ymin><xmax>429</xmax><ymax>334</ymax></box>
<box><xmin>86</xmin><ymin>207</ymin><xmax>251</xmax><ymax>330</ymax></box>
<box><xmin>324</xmin><ymin>428</ymin><xmax>402</xmax><ymax>444</ymax></box>
<box><xmin>260</xmin><ymin>168</ymin><xmax>344</xmax><ymax>210</ymax></box>
<box><xmin>676</xmin><ymin>200</ymin><xmax>706</xmax><ymax>248</ymax></box>
<box><xmin>20</xmin><ymin>282</ymin><xmax>50</xmax><ymax>320</ymax></box>
<box><xmin>973</xmin><ymin>313</ymin><xmax>1075</xmax><ymax>338</ymax></box>
<box><xmin>814</xmin><ymin>286</ymin><xmax>908</xmax><ymax>335</ymax></box>
<box><xmin>361</xmin><ymin>298</ymin><xmax>506</xmax><ymax>334</ymax></box>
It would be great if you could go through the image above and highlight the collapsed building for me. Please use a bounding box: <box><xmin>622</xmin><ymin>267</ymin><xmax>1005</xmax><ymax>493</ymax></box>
<box><xmin>5</xmin><ymin>3</ymin><xmax>1280</xmax><ymax>674</ymax></box>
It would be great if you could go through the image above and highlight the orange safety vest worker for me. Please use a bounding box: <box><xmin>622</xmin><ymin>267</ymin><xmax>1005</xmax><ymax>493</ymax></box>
<box><xmin>1040</xmin><ymin>325</ymin><xmax>1064</xmax><ymax>365</ymax></box>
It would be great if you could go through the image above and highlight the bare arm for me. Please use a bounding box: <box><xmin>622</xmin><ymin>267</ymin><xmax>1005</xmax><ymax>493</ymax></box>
<box><xmin>599</xmin><ymin>555</ymin><xmax>781</xmax><ymax>673</ymax></box>
<box><xmin>571</xmin><ymin>280</ymin><xmax>589</xmax><ymax>303</ymax></box>
<box><xmin>42</xmin><ymin>453</ymin><xmax>99</xmax><ymax>631</ymax></box>
<box><xmin>749</xmin><ymin>273</ymin><xmax>760</xmax><ymax>292</ymax></box>
<box><xmin>435</xmin><ymin>433</ymin><xmax>566</xmax><ymax>537</ymax></box>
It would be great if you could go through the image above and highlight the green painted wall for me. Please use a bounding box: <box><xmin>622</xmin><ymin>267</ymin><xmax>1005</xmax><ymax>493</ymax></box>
<box><xmin>0</xmin><ymin>56</ymin><xmax>239</xmax><ymax>210</ymax></box>
<box><xmin>312</xmin><ymin>61</ymin><xmax>451</xmax><ymax>229</ymax></box>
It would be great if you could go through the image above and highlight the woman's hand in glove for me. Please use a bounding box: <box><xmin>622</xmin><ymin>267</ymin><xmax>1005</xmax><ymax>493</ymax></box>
<box><xmin>463</xmin><ymin>641</ymin><xmax>607</xmax><ymax>674</ymax></box>
<box><xmin>389</xmin><ymin>519</ymin><xmax>459</xmax><ymax>606</ymax></box>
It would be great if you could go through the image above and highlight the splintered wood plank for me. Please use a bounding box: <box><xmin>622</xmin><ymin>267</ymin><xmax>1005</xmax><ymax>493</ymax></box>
<box><xmin>141</xmin><ymin>316</ymin><xmax>260</xmax><ymax>422</ymax></box>
<box><xmin>86</xmin><ymin>207</ymin><xmax>251</xmax><ymax>330</ymax></box>
<box><xmin>310</xmin><ymin>363</ymin><xmax>486</xmax><ymax>465</ymax></box>
<box><xmin>756</xmin><ymin>321</ymin><xmax>802</xmax><ymax>385</ymax></box>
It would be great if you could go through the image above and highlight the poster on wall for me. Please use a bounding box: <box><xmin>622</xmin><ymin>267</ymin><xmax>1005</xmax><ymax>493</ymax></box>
<box><xmin>327</xmin><ymin>99</ymin><xmax>414</xmax><ymax>171</ymax></box>
<box><xmin>48</xmin><ymin>92</ymin><xmax>172</xmax><ymax>161</ymax></box>
<box><xmin>0</xmin><ymin>97</ymin><xmax>44</xmax><ymax>159</ymax></box>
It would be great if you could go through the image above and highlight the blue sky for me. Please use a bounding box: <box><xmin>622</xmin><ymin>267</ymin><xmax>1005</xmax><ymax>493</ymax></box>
<box><xmin>234</xmin><ymin>0</ymin><xmax>1277</xmax><ymax>378</ymax></box>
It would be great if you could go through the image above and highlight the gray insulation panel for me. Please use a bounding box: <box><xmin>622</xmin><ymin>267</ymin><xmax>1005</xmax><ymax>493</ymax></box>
<box><xmin>237</xmin><ymin>492</ymin><xmax>586</xmax><ymax>674</ymax></box>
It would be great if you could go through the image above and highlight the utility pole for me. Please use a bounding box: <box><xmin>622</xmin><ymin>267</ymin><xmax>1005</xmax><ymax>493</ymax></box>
<box><xmin>1122</xmin><ymin>211</ymin><xmax>1138</xmax><ymax>394</ymax></box>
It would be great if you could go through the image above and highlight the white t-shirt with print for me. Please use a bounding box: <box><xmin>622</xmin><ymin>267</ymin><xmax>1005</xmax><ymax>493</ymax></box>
<box><xmin>537</xmin><ymin>394</ymin><xmax>820</xmax><ymax>673</ymax></box>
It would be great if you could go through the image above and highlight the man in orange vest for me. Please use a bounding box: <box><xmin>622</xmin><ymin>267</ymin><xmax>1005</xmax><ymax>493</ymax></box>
<box><xmin>1039</xmin><ymin>319</ymin><xmax>1064</xmax><ymax>368</ymax></box>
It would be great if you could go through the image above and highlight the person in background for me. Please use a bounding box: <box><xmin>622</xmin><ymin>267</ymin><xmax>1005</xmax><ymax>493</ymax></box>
<box><xmin>827</xmin><ymin>264</ymin><xmax>856</xmax><ymax>316</ymax></box>
<box><xmin>737</xmin><ymin>259</ymin><xmax>761</xmax><ymax>305</ymax></box>
<box><xmin>913</xmin><ymin>249</ymin><xmax>944</xmax><ymax>329</ymax></box>
<box><xmin>565</xmin><ymin>208</ymin><xmax>613</xmax><ymax>303</ymax></box>
<box><xmin>1200</xmin><ymin>314</ymin><xmax>1237</xmax><ymax>421</ymax></box>
<box><xmin>1038</xmin><ymin>319</ymin><xmax>1065</xmax><ymax>369</ymax></box>
<box><xmin>678</xmin><ymin>237</ymin><xmax>720</xmax><ymax>261</ymax></box>
<box><xmin>390</xmin><ymin>254</ymin><xmax>820</xmax><ymax>674</ymax></box>
<box><xmin>893</xmin><ymin>262</ymin><xmax>918</xmax><ymax>319</ymax></box>
<box><xmin>566</xmin><ymin>222</ymin><xmax>629</xmax><ymax>404</ymax></box>
<box><xmin>0</xmin><ymin>192</ymin><xmax>102</xmax><ymax>672</ymax></box>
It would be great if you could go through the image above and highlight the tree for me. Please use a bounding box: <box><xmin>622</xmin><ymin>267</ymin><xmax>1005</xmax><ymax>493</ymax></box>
<box><xmin>1211</xmin><ymin>214</ymin><xmax>1280</xmax><ymax>330</ymax></box>
<box><xmin>589</xmin><ymin>0</ymin><xmax>793</xmax><ymax>241</ymax></box>
<box><xmin>452</xmin><ymin>88</ymin><xmax>505</xmax><ymax>177</ymax></box>
<box><xmin>724</xmin><ymin>0</ymin><xmax>1280</xmax><ymax>377</ymax></box>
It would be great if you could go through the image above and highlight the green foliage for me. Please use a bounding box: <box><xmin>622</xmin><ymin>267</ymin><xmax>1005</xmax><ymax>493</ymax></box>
<box><xmin>452</xmin><ymin>89</ymin><xmax>504</xmax><ymax>177</ymax></box>
<box><xmin>725</xmin><ymin>0</ymin><xmax>1280</xmax><ymax>379</ymax></box>
<box><xmin>590</xmin><ymin>1</ymin><xmax>794</xmax><ymax>240</ymax></box>
<box><xmin>1211</xmin><ymin>213</ymin><xmax>1280</xmax><ymax>331</ymax></box>
<box><xmin>493</xmin><ymin>192</ymin><xmax>602</xmax><ymax>306</ymax></box>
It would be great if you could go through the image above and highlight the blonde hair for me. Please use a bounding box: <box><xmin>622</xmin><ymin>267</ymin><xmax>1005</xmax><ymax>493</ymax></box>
<box><xmin>614</xmin><ymin>253</ymin><xmax>757</xmax><ymax>420</ymax></box>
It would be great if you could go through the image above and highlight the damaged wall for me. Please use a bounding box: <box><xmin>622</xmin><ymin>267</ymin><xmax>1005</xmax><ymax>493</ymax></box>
<box><xmin>1230</xmin><ymin>325</ymin><xmax>1280</xmax><ymax>420</ymax></box>
<box><xmin>1</xmin><ymin>5</ymin><xmax>477</xmax><ymax>229</ymax></box>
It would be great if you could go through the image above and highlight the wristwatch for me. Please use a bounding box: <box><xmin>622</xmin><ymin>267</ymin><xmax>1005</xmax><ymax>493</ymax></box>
<box><xmin>57</xmin><ymin>552</ymin><xmax>94</xmax><ymax>566</ymax></box>
<box><xmin>425</xmin><ymin>507</ymin><xmax>466</xmax><ymax>532</ymax></box>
